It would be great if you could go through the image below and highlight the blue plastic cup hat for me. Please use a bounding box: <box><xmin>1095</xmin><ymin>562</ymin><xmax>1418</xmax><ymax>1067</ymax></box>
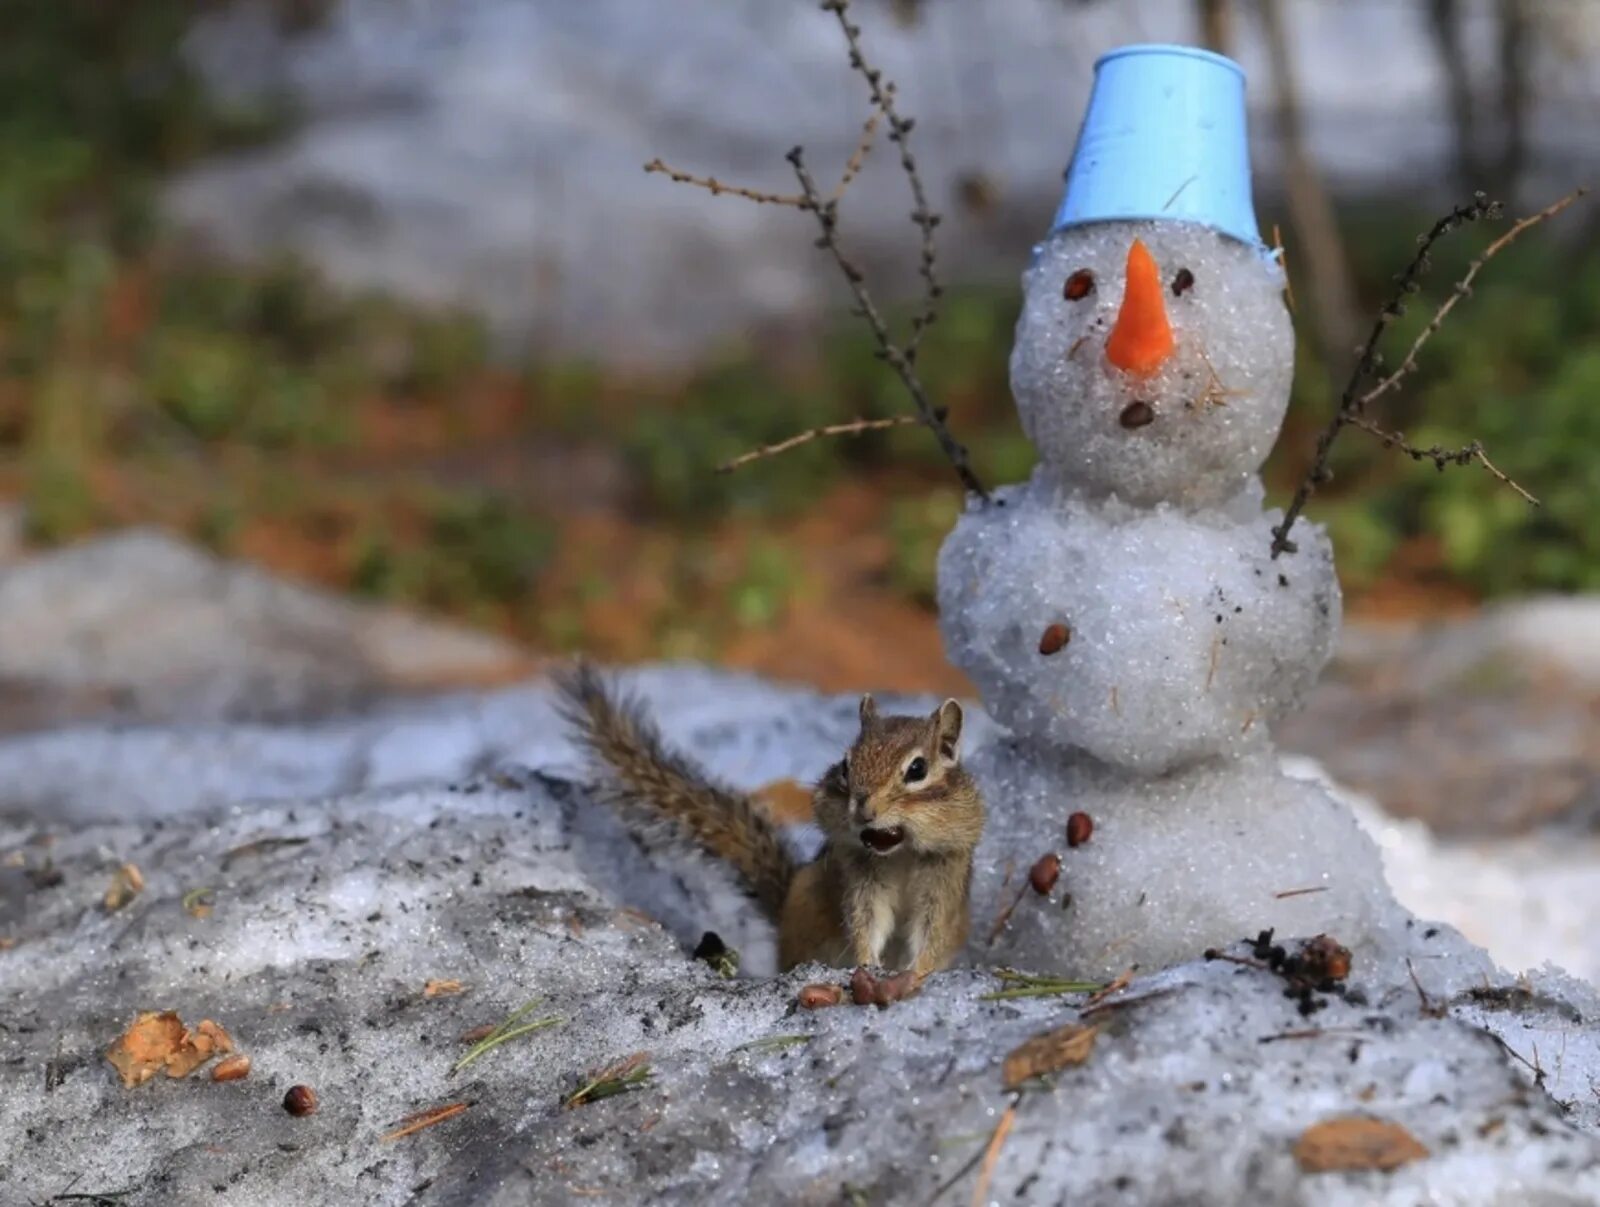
<box><xmin>1052</xmin><ymin>44</ymin><xmax>1264</xmax><ymax>248</ymax></box>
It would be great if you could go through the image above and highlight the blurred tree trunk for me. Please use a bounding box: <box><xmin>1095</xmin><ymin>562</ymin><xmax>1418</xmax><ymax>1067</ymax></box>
<box><xmin>1497</xmin><ymin>0</ymin><xmax>1530</xmax><ymax>206</ymax></box>
<box><xmin>1427</xmin><ymin>0</ymin><xmax>1484</xmax><ymax>191</ymax></box>
<box><xmin>1255</xmin><ymin>0</ymin><xmax>1359</xmax><ymax>371</ymax></box>
<box><xmin>1198</xmin><ymin>0</ymin><xmax>1233</xmax><ymax>54</ymax></box>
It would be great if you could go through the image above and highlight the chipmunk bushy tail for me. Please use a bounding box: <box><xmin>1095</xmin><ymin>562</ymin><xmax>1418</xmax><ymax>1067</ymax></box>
<box><xmin>555</xmin><ymin>662</ymin><xmax>796</xmax><ymax>920</ymax></box>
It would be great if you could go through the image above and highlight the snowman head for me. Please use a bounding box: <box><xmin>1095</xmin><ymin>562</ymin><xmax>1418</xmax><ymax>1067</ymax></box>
<box><xmin>1014</xmin><ymin>44</ymin><xmax>1292</xmax><ymax>508</ymax></box>
<box><xmin>1011</xmin><ymin>218</ymin><xmax>1293</xmax><ymax>508</ymax></box>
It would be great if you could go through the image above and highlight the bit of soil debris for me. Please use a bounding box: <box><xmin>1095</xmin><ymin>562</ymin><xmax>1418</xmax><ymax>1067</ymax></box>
<box><xmin>1204</xmin><ymin>930</ymin><xmax>1354</xmax><ymax>1017</ymax></box>
<box><xmin>423</xmin><ymin>979</ymin><xmax>467</xmax><ymax>998</ymax></box>
<box><xmin>692</xmin><ymin>931</ymin><xmax>740</xmax><ymax>978</ymax></box>
<box><xmin>1119</xmin><ymin>401</ymin><xmax>1155</xmax><ymax>429</ymax></box>
<box><xmin>181</xmin><ymin>887</ymin><xmax>215</xmax><ymax>919</ymax></box>
<box><xmin>1066</xmin><ymin>812</ymin><xmax>1093</xmax><ymax>848</ymax></box>
<box><xmin>102</xmin><ymin>863</ymin><xmax>144</xmax><ymax>912</ymax></box>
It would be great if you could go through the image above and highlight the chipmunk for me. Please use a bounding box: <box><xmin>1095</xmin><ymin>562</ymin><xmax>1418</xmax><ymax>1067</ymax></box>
<box><xmin>556</xmin><ymin>664</ymin><xmax>985</xmax><ymax>978</ymax></box>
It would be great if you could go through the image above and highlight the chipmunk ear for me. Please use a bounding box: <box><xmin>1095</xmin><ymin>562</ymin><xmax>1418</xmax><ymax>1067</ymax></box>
<box><xmin>933</xmin><ymin>698</ymin><xmax>963</xmax><ymax>760</ymax></box>
<box><xmin>859</xmin><ymin>694</ymin><xmax>878</xmax><ymax>726</ymax></box>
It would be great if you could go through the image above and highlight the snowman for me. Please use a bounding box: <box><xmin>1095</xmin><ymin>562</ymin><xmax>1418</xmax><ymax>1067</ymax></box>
<box><xmin>938</xmin><ymin>46</ymin><xmax>1407</xmax><ymax>979</ymax></box>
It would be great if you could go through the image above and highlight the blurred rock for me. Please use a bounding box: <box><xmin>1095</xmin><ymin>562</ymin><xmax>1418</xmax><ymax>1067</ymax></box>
<box><xmin>1282</xmin><ymin>598</ymin><xmax>1600</xmax><ymax>837</ymax></box>
<box><xmin>167</xmin><ymin>0</ymin><xmax>1600</xmax><ymax>365</ymax></box>
<box><xmin>0</xmin><ymin>528</ymin><xmax>531</xmax><ymax>730</ymax></box>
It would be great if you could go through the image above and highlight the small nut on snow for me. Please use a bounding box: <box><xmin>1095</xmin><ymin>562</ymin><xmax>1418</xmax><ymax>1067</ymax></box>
<box><xmin>283</xmin><ymin>1084</ymin><xmax>318</xmax><ymax>1116</ymax></box>
<box><xmin>211</xmin><ymin>1055</ymin><xmax>251</xmax><ymax>1082</ymax></box>
<box><xmin>1066</xmin><ymin>812</ymin><xmax>1094</xmax><ymax>848</ymax></box>
<box><xmin>1038</xmin><ymin>623</ymin><xmax>1071</xmax><ymax>656</ymax></box>
<box><xmin>1029</xmin><ymin>853</ymin><xmax>1061</xmax><ymax>895</ymax></box>
<box><xmin>798</xmin><ymin>983</ymin><xmax>844</xmax><ymax>1009</ymax></box>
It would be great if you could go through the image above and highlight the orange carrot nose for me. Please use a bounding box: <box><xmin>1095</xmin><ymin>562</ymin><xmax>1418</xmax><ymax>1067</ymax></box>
<box><xmin>1105</xmin><ymin>238</ymin><xmax>1174</xmax><ymax>376</ymax></box>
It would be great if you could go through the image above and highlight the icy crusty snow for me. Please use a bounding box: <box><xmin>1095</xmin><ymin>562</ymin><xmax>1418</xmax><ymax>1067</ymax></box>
<box><xmin>3</xmin><ymin>668</ymin><xmax>1600</xmax><ymax>1204</ymax></box>
<box><xmin>938</xmin><ymin>205</ymin><xmax>1401</xmax><ymax>978</ymax></box>
<box><xmin>1010</xmin><ymin>222</ymin><xmax>1295</xmax><ymax>510</ymax></box>
<box><xmin>940</xmin><ymin>475</ymin><xmax>1339</xmax><ymax>772</ymax></box>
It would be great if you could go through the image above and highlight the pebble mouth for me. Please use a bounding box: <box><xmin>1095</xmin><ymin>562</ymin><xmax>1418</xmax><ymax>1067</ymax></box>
<box><xmin>860</xmin><ymin>826</ymin><xmax>906</xmax><ymax>854</ymax></box>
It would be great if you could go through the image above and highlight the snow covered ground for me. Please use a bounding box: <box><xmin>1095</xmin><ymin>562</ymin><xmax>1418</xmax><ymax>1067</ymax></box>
<box><xmin>3</xmin><ymin>667</ymin><xmax>1599</xmax><ymax>1203</ymax></box>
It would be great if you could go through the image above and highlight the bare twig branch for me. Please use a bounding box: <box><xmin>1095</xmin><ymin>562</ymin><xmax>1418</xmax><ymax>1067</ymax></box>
<box><xmin>822</xmin><ymin>0</ymin><xmax>942</xmax><ymax>361</ymax></box>
<box><xmin>829</xmin><ymin>109</ymin><xmax>881</xmax><ymax>202</ymax></box>
<box><xmin>1357</xmin><ymin>187</ymin><xmax>1587</xmax><ymax>412</ymax></box>
<box><xmin>642</xmin><ymin>158</ymin><xmax>807</xmax><ymax>208</ymax></box>
<box><xmin>718</xmin><ymin>414</ymin><xmax>920</xmax><ymax>474</ymax></box>
<box><xmin>1260</xmin><ymin>190</ymin><xmax>1548</xmax><ymax>557</ymax></box>
<box><xmin>644</xmin><ymin>0</ymin><xmax>985</xmax><ymax>500</ymax></box>
<box><xmin>787</xmin><ymin>146</ymin><xmax>987</xmax><ymax>498</ymax></box>
<box><xmin>1349</xmin><ymin>415</ymin><xmax>1538</xmax><ymax>505</ymax></box>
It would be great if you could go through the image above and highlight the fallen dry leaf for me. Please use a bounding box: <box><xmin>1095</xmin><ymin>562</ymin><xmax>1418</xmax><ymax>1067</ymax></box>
<box><xmin>106</xmin><ymin>1012</ymin><xmax>188</xmax><ymax>1087</ymax></box>
<box><xmin>105</xmin><ymin>1011</ymin><xmax>236</xmax><ymax>1087</ymax></box>
<box><xmin>754</xmin><ymin>779</ymin><xmax>815</xmax><ymax>826</ymax></box>
<box><xmin>103</xmin><ymin>863</ymin><xmax>145</xmax><ymax>912</ymax></box>
<box><xmin>424</xmin><ymin>979</ymin><xmax>467</xmax><ymax>998</ymax></box>
<box><xmin>1002</xmin><ymin>1023</ymin><xmax>1099</xmax><ymax>1089</ymax></box>
<box><xmin>1293</xmin><ymin>1116</ymin><xmax>1429</xmax><ymax>1173</ymax></box>
<box><xmin>459</xmin><ymin>1023</ymin><xmax>498</xmax><ymax>1045</ymax></box>
<box><xmin>195</xmin><ymin>1019</ymin><xmax>234</xmax><ymax>1055</ymax></box>
<box><xmin>212</xmin><ymin>1055</ymin><xmax>251</xmax><ymax>1082</ymax></box>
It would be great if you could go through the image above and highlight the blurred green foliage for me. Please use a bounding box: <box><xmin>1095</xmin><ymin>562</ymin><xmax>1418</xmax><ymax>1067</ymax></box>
<box><xmin>352</xmin><ymin>492</ymin><xmax>555</xmax><ymax>616</ymax></box>
<box><xmin>0</xmin><ymin>0</ymin><xmax>539</xmax><ymax>623</ymax></box>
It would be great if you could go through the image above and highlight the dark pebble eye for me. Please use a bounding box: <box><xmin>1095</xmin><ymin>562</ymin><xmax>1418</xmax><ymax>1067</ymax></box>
<box><xmin>904</xmin><ymin>757</ymin><xmax>928</xmax><ymax>784</ymax></box>
<box><xmin>1171</xmin><ymin>267</ymin><xmax>1195</xmax><ymax>296</ymax></box>
<box><xmin>1064</xmin><ymin>269</ymin><xmax>1095</xmax><ymax>301</ymax></box>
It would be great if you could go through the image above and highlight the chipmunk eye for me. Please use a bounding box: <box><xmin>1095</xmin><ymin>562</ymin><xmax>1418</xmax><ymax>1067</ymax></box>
<box><xmin>903</xmin><ymin>756</ymin><xmax>928</xmax><ymax>785</ymax></box>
